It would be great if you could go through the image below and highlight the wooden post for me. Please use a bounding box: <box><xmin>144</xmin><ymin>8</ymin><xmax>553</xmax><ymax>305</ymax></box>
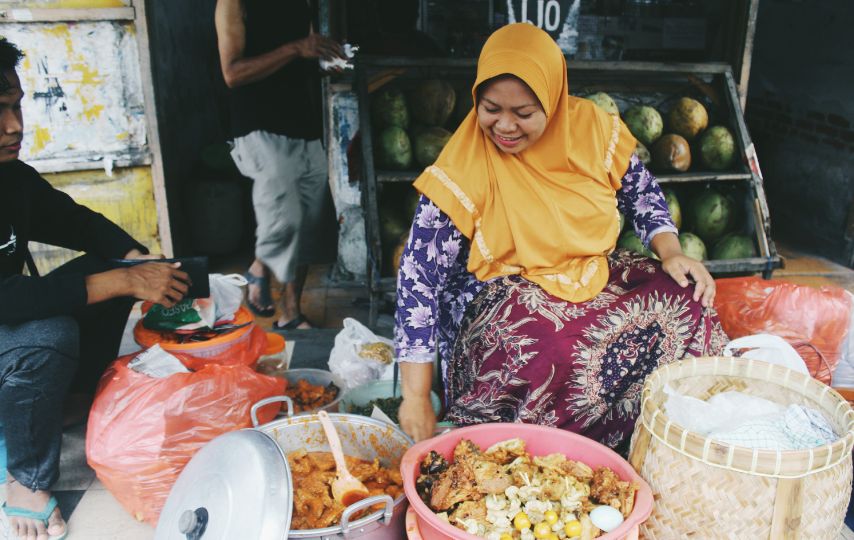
<box><xmin>133</xmin><ymin>0</ymin><xmax>173</xmax><ymax>256</ymax></box>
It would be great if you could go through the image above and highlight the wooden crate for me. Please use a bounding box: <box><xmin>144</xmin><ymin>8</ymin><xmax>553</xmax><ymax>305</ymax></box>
<box><xmin>355</xmin><ymin>56</ymin><xmax>781</xmax><ymax>325</ymax></box>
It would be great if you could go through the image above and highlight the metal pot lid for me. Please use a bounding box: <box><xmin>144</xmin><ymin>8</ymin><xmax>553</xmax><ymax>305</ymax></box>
<box><xmin>154</xmin><ymin>429</ymin><xmax>292</xmax><ymax>540</ymax></box>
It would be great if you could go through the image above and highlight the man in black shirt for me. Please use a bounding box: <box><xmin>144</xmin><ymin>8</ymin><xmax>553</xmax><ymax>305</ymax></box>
<box><xmin>0</xmin><ymin>39</ymin><xmax>190</xmax><ymax>540</ymax></box>
<box><xmin>215</xmin><ymin>0</ymin><xmax>340</xmax><ymax>330</ymax></box>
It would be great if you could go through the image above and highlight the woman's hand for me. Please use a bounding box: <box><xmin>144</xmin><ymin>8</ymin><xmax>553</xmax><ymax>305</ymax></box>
<box><xmin>651</xmin><ymin>232</ymin><xmax>716</xmax><ymax>307</ymax></box>
<box><xmin>660</xmin><ymin>254</ymin><xmax>716</xmax><ymax>307</ymax></box>
<box><xmin>399</xmin><ymin>395</ymin><xmax>437</xmax><ymax>442</ymax></box>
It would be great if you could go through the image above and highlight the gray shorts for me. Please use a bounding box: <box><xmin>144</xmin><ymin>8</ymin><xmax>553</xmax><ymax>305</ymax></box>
<box><xmin>230</xmin><ymin>130</ymin><xmax>331</xmax><ymax>283</ymax></box>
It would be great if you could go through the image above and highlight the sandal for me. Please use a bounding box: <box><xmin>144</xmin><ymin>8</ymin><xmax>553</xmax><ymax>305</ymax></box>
<box><xmin>1</xmin><ymin>495</ymin><xmax>68</xmax><ymax>540</ymax></box>
<box><xmin>272</xmin><ymin>314</ymin><xmax>314</xmax><ymax>330</ymax></box>
<box><xmin>243</xmin><ymin>271</ymin><xmax>276</xmax><ymax>318</ymax></box>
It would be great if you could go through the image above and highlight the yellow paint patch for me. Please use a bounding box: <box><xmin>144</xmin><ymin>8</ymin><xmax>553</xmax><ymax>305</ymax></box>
<box><xmin>115</xmin><ymin>132</ymin><xmax>129</xmax><ymax>141</ymax></box>
<box><xmin>19</xmin><ymin>0</ymin><xmax>127</xmax><ymax>8</ymax></box>
<box><xmin>32</xmin><ymin>166</ymin><xmax>162</xmax><ymax>272</ymax></box>
<box><xmin>82</xmin><ymin>104</ymin><xmax>104</xmax><ymax>121</ymax></box>
<box><xmin>70</xmin><ymin>63</ymin><xmax>101</xmax><ymax>85</ymax></box>
<box><xmin>30</xmin><ymin>126</ymin><xmax>53</xmax><ymax>154</ymax></box>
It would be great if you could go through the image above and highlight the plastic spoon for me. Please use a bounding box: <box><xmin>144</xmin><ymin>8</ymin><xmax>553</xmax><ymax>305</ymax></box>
<box><xmin>317</xmin><ymin>410</ymin><xmax>370</xmax><ymax>506</ymax></box>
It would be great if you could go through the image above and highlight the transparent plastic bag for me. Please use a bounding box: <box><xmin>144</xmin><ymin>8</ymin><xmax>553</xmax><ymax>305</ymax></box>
<box><xmin>209</xmin><ymin>273</ymin><xmax>246</xmax><ymax>322</ymax></box>
<box><xmin>328</xmin><ymin>318</ymin><xmax>394</xmax><ymax>391</ymax></box>
<box><xmin>85</xmin><ymin>351</ymin><xmax>285</xmax><ymax>525</ymax></box>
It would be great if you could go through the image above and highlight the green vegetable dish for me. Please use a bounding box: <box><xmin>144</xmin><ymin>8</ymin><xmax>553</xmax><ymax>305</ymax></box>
<box><xmin>350</xmin><ymin>396</ymin><xmax>404</xmax><ymax>423</ymax></box>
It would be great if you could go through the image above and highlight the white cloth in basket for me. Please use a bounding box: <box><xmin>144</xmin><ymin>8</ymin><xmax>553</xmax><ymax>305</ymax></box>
<box><xmin>664</xmin><ymin>385</ymin><xmax>838</xmax><ymax>450</ymax></box>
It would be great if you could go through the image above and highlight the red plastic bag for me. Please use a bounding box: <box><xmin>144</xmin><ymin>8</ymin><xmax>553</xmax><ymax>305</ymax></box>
<box><xmin>86</xmin><ymin>352</ymin><xmax>285</xmax><ymax>525</ymax></box>
<box><xmin>715</xmin><ymin>277</ymin><xmax>853</xmax><ymax>384</ymax></box>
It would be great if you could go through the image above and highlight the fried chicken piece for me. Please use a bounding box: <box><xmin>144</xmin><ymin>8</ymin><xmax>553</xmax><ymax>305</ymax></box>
<box><xmin>472</xmin><ymin>459</ymin><xmax>512</xmax><ymax>494</ymax></box>
<box><xmin>429</xmin><ymin>457</ymin><xmax>482</xmax><ymax>511</ymax></box>
<box><xmin>453</xmin><ymin>439</ymin><xmax>481</xmax><ymax>462</ymax></box>
<box><xmin>484</xmin><ymin>437</ymin><xmax>527</xmax><ymax>464</ymax></box>
<box><xmin>449</xmin><ymin>500</ymin><xmax>487</xmax><ymax>524</ymax></box>
<box><xmin>590</xmin><ymin>467</ymin><xmax>638</xmax><ymax>518</ymax></box>
<box><xmin>563</xmin><ymin>459</ymin><xmax>594</xmax><ymax>481</ymax></box>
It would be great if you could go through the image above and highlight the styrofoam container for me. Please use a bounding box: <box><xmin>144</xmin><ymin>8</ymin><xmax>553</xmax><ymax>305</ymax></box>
<box><xmin>401</xmin><ymin>423</ymin><xmax>653</xmax><ymax>540</ymax></box>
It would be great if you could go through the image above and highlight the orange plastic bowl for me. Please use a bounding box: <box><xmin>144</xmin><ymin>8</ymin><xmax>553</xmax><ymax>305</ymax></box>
<box><xmin>401</xmin><ymin>423</ymin><xmax>653</xmax><ymax>540</ymax></box>
<box><xmin>134</xmin><ymin>303</ymin><xmax>255</xmax><ymax>352</ymax></box>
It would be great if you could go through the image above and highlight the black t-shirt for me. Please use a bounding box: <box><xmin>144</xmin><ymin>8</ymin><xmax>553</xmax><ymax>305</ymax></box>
<box><xmin>0</xmin><ymin>160</ymin><xmax>144</xmax><ymax>325</ymax></box>
<box><xmin>228</xmin><ymin>0</ymin><xmax>323</xmax><ymax>140</ymax></box>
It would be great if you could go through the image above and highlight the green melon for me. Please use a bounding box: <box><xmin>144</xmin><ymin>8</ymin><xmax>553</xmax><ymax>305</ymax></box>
<box><xmin>617</xmin><ymin>230</ymin><xmax>658</xmax><ymax>259</ymax></box>
<box><xmin>413</xmin><ymin>126</ymin><xmax>452</xmax><ymax>167</ymax></box>
<box><xmin>667</xmin><ymin>97</ymin><xmax>708</xmax><ymax>141</ymax></box>
<box><xmin>679</xmin><ymin>233</ymin><xmax>707</xmax><ymax>261</ymax></box>
<box><xmin>409</xmin><ymin>79</ymin><xmax>456</xmax><ymax>127</ymax></box>
<box><xmin>587</xmin><ymin>92</ymin><xmax>619</xmax><ymax>115</ymax></box>
<box><xmin>635</xmin><ymin>141</ymin><xmax>652</xmax><ymax>166</ymax></box>
<box><xmin>663</xmin><ymin>188</ymin><xmax>682</xmax><ymax>230</ymax></box>
<box><xmin>712</xmin><ymin>234</ymin><xmax>756</xmax><ymax>260</ymax></box>
<box><xmin>699</xmin><ymin>126</ymin><xmax>737</xmax><ymax>170</ymax></box>
<box><xmin>624</xmin><ymin>105</ymin><xmax>664</xmax><ymax>146</ymax></box>
<box><xmin>377</xmin><ymin>126</ymin><xmax>412</xmax><ymax>170</ymax></box>
<box><xmin>372</xmin><ymin>87</ymin><xmax>409</xmax><ymax>129</ymax></box>
<box><xmin>652</xmin><ymin>134</ymin><xmax>692</xmax><ymax>172</ymax></box>
<box><xmin>690</xmin><ymin>189</ymin><xmax>734</xmax><ymax>243</ymax></box>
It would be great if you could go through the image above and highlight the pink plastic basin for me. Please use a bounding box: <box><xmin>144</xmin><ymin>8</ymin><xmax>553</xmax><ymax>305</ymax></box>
<box><xmin>401</xmin><ymin>423</ymin><xmax>653</xmax><ymax>540</ymax></box>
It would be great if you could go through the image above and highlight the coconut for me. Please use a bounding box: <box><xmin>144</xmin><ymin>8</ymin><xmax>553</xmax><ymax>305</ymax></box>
<box><xmin>623</xmin><ymin>105</ymin><xmax>664</xmax><ymax>146</ymax></box>
<box><xmin>413</xmin><ymin>126</ymin><xmax>452</xmax><ymax>167</ymax></box>
<box><xmin>663</xmin><ymin>188</ymin><xmax>682</xmax><ymax>229</ymax></box>
<box><xmin>617</xmin><ymin>230</ymin><xmax>658</xmax><ymax>259</ymax></box>
<box><xmin>690</xmin><ymin>189</ymin><xmax>734</xmax><ymax>243</ymax></box>
<box><xmin>409</xmin><ymin>79</ymin><xmax>456</xmax><ymax>127</ymax></box>
<box><xmin>586</xmin><ymin>92</ymin><xmax>619</xmax><ymax>115</ymax></box>
<box><xmin>652</xmin><ymin>134</ymin><xmax>692</xmax><ymax>173</ymax></box>
<box><xmin>679</xmin><ymin>233</ymin><xmax>707</xmax><ymax>261</ymax></box>
<box><xmin>667</xmin><ymin>97</ymin><xmax>708</xmax><ymax>141</ymax></box>
<box><xmin>372</xmin><ymin>86</ymin><xmax>409</xmax><ymax>129</ymax></box>
<box><xmin>377</xmin><ymin>126</ymin><xmax>412</xmax><ymax>170</ymax></box>
<box><xmin>635</xmin><ymin>141</ymin><xmax>652</xmax><ymax>166</ymax></box>
<box><xmin>699</xmin><ymin>126</ymin><xmax>737</xmax><ymax>170</ymax></box>
<box><xmin>712</xmin><ymin>234</ymin><xmax>756</xmax><ymax>260</ymax></box>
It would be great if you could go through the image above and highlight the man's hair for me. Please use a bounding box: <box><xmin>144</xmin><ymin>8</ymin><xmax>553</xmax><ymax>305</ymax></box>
<box><xmin>0</xmin><ymin>37</ymin><xmax>24</xmax><ymax>72</ymax></box>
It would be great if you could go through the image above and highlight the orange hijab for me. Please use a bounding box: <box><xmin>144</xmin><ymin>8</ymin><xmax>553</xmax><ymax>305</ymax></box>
<box><xmin>413</xmin><ymin>23</ymin><xmax>636</xmax><ymax>302</ymax></box>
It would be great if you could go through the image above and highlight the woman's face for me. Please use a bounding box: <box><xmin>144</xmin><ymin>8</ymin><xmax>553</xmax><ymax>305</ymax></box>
<box><xmin>476</xmin><ymin>77</ymin><xmax>547</xmax><ymax>154</ymax></box>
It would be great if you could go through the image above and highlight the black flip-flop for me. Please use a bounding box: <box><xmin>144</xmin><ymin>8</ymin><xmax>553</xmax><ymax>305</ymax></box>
<box><xmin>273</xmin><ymin>314</ymin><xmax>313</xmax><ymax>330</ymax></box>
<box><xmin>243</xmin><ymin>271</ymin><xmax>276</xmax><ymax>317</ymax></box>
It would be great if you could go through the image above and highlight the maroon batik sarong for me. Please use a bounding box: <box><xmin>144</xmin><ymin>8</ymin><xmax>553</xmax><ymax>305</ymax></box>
<box><xmin>445</xmin><ymin>250</ymin><xmax>729</xmax><ymax>449</ymax></box>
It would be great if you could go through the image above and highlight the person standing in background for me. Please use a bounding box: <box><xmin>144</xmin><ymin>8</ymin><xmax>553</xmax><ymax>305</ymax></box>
<box><xmin>215</xmin><ymin>0</ymin><xmax>340</xmax><ymax>329</ymax></box>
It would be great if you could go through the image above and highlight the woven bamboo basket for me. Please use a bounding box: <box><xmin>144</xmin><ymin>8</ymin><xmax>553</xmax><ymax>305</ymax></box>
<box><xmin>629</xmin><ymin>356</ymin><xmax>854</xmax><ymax>539</ymax></box>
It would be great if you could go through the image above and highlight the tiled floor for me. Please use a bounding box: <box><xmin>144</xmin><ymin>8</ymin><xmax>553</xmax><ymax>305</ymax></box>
<box><xmin>5</xmin><ymin>245</ymin><xmax>854</xmax><ymax>539</ymax></box>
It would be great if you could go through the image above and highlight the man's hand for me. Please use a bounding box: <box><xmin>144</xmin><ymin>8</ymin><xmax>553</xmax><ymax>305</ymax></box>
<box><xmin>296</xmin><ymin>33</ymin><xmax>343</xmax><ymax>61</ymax></box>
<box><xmin>399</xmin><ymin>395</ymin><xmax>437</xmax><ymax>442</ymax></box>
<box><xmin>124</xmin><ymin>262</ymin><xmax>190</xmax><ymax>308</ymax></box>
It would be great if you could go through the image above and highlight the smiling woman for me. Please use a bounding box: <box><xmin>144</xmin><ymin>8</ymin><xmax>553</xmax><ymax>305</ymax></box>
<box><xmin>475</xmin><ymin>74</ymin><xmax>547</xmax><ymax>154</ymax></box>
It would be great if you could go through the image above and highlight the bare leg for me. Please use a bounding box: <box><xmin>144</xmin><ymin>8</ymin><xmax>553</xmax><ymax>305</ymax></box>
<box><xmin>276</xmin><ymin>266</ymin><xmax>312</xmax><ymax>329</ymax></box>
<box><xmin>246</xmin><ymin>259</ymin><xmax>275</xmax><ymax>314</ymax></box>
<box><xmin>5</xmin><ymin>478</ymin><xmax>66</xmax><ymax>540</ymax></box>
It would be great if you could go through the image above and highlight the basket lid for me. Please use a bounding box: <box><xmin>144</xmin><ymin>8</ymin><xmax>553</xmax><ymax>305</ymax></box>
<box><xmin>154</xmin><ymin>429</ymin><xmax>292</xmax><ymax>540</ymax></box>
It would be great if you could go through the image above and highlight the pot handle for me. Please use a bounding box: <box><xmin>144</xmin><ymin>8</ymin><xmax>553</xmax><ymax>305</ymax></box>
<box><xmin>339</xmin><ymin>494</ymin><xmax>394</xmax><ymax>537</ymax></box>
<box><xmin>250</xmin><ymin>395</ymin><xmax>294</xmax><ymax>427</ymax></box>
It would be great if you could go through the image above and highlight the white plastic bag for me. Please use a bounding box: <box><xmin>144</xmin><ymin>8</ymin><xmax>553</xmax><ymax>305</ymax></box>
<box><xmin>209</xmin><ymin>273</ymin><xmax>247</xmax><ymax>323</ymax></box>
<box><xmin>831</xmin><ymin>291</ymin><xmax>854</xmax><ymax>387</ymax></box>
<box><xmin>328</xmin><ymin>318</ymin><xmax>394</xmax><ymax>391</ymax></box>
<box><xmin>722</xmin><ymin>333</ymin><xmax>809</xmax><ymax>375</ymax></box>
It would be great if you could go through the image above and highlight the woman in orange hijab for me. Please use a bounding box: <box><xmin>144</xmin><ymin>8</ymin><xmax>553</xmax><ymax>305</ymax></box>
<box><xmin>394</xmin><ymin>23</ymin><xmax>727</xmax><ymax>444</ymax></box>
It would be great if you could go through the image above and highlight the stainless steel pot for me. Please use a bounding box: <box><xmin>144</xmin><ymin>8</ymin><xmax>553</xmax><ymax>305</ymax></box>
<box><xmin>251</xmin><ymin>396</ymin><xmax>413</xmax><ymax>539</ymax></box>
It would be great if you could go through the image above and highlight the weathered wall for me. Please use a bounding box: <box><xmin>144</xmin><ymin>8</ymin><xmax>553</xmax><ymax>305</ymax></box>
<box><xmin>144</xmin><ymin>0</ymin><xmax>235</xmax><ymax>256</ymax></box>
<box><xmin>746</xmin><ymin>0</ymin><xmax>854</xmax><ymax>266</ymax></box>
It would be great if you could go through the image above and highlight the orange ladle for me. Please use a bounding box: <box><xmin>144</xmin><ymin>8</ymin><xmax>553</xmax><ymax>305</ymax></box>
<box><xmin>317</xmin><ymin>410</ymin><xmax>370</xmax><ymax>506</ymax></box>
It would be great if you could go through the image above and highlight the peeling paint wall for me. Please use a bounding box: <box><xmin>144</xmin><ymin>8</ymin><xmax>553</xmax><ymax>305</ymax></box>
<box><xmin>2</xmin><ymin>22</ymin><xmax>146</xmax><ymax>165</ymax></box>
<box><xmin>1</xmin><ymin>1</ymin><xmax>129</xmax><ymax>7</ymax></box>
<box><xmin>29</xmin><ymin>166</ymin><xmax>161</xmax><ymax>269</ymax></box>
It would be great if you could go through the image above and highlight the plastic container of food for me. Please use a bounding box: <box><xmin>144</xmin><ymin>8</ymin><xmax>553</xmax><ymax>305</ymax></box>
<box><xmin>400</xmin><ymin>423</ymin><xmax>653</xmax><ymax>540</ymax></box>
<box><xmin>279</xmin><ymin>368</ymin><xmax>346</xmax><ymax>415</ymax></box>
<box><xmin>339</xmin><ymin>380</ymin><xmax>442</xmax><ymax>422</ymax></box>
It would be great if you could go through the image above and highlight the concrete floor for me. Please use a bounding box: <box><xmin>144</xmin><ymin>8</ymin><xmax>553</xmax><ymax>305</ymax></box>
<box><xmin>5</xmin><ymin>244</ymin><xmax>854</xmax><ymax>539</ymax></box>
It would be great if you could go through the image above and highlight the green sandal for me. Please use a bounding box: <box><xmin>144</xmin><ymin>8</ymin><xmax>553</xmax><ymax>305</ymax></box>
<box><xmin>1</xmin><ymin>495</ymin><xmax>68</xmax><ymax>540</ymax></box>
